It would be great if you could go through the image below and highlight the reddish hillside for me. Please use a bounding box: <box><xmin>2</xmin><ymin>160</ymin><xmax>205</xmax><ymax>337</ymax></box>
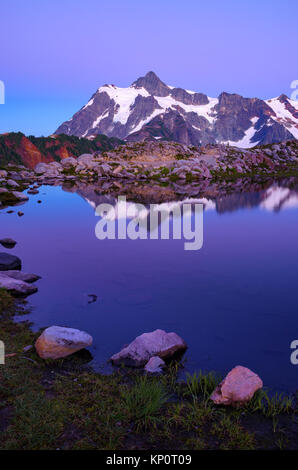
<box><xmin>0</xmin><ymin>132</ymin><xmax>123</xmax><ymax>169</ymax></box>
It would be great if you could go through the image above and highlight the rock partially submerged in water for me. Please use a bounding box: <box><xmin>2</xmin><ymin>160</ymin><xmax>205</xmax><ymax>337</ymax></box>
<box><xmin>144</xmin><ymin>356</ymin><xmax>165</xmax><ymax>374</ymax></box>
<box><xmin>0</xmin><ymin>238</ymin><xmax>17</xmax><ymax>248</ymax></box>
<box><xmin>111</xmin><ymin>329</ymin><xmax>187</xmax><ymax>367</ymax></box>
<box><xmin>0</xmin><ymin>253</ymin><xmax>22</xmax><ymax>271</ymax></box>
<box><xmin>0</xmin><ymin>272</ymin><xmax>38</xmax><ymax>296</ymax></box>
<box><xmin>11</xmin><ymin>191</ymin><xmax>29</xmax><ymax>202</ymax></box>
<box><xmin>35</xmin><ymin>326</ymin><xmax>93</xmax><ymax>359</ymax></box>
<box><xmin>6</xmin><ymin>179</ymin><xmax>19</xmax><ymax>188</ymax></box>
<box><xmin>210</xmin><ymin>365</ymin><xmax>263</xmax><ymax>406</ymax></box>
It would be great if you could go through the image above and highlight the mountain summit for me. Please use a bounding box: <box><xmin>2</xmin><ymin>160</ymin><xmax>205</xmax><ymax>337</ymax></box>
<box><xmin>132</xmin><ymin>71</ymin><xmax>170</xmax><ymax>96</ymax></box>
<box><xmin>56</xmin><ymin>72</ymin><xmax>298</xmax><ymax>147</ymax></box>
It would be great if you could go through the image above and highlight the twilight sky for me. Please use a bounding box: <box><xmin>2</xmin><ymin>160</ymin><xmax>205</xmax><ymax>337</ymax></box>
<box><xmin>1</xmin><ymin>0</ymin><xmax>297</xmax><ymax>136</ymax></box>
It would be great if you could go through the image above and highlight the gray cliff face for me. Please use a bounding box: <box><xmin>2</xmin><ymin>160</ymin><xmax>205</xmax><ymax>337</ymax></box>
<box><xmin>56</xmin><ymin>72</ymin><xmax>298</xmax><ymax>147</ymax></box>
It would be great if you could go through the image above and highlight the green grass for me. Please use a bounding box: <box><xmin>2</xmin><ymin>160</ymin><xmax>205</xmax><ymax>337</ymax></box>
<box><xmin>184</xmin><ymin>370</ymin><xmax>221</xmax><ymax>402</ymax></box>
<box><xmin>0</xmin><ymin>289</ymin><xmax>297</xmax><ymax>450</ymax></box>
<box><xmin>121</xmin><ymin>376</ymin><xmax>169</xmax><ymax>429</ymax></box>
<box><xmin>247</xmin><ymin>389</ymin><xmax>294</xmax><ymax>417</ymax></box>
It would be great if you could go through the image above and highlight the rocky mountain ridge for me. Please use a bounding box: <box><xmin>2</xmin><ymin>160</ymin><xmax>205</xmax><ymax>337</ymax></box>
<box><xmin>56</xmin><ymin>71</ymin><xmax>298</xmax><ymax>147</ymax></box>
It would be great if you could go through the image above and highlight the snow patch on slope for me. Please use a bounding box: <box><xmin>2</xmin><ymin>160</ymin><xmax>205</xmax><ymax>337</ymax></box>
<box><xmin>128</xmin><ymin>109</ymin><xmax>165</xmax><ymax>135</ymax></box>
<box><xmin>223</xmin><ymin>117</ymin><xmax>259</xmax><ymax>148</ymax></box>
<box><xmin>266</xmin><ymin>97</ymin><xmax>298</xmax><ymax>139</ymax></box>
<box><xmin>83</xmin><ymin>97</ymin><xmax>95</xmax><ymax>110</ymax></box>
<box><xmin>98</xmin><ymin>85</ymin><xmax>150</xmax><ymax>124</ymax></box>
<box><xmin>156</xmin><ymin>95</ymin><xmax>218</xmax><ymax>124</ymax></box>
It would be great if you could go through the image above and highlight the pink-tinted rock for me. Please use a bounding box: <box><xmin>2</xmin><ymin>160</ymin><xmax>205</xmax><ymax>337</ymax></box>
<box><xmin>111</xmin><ymin>329</ymin><xmax>187</xmax><ymax>367</ymax></box>
<box><xmin>210</xmin><ymin>365</ymin><xmax>263</xmax><ymax>406</ymax></box>
<box><xmin>35</xmin><ymin>326</ymin><xmax>93</xmax><ymax>359</ymax></box>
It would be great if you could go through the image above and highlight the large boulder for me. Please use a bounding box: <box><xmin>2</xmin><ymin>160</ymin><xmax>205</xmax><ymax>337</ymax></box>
<box><xmin>48</xmin><ymin>162</ymin><xmax>62</xmax><ymax>169</ymax></box>
<box><xmin>77</xmin><ymin>154</ymin><xmax>95</xmax><ymax>168</ymax></box>
<box><xmin>210</xmin><ymin>365</ymin><xmax>263</xmax><ymax>406</ymax></box>
<box><xmin>111</xmin><ymin>329</ymin><xmax>187</xmax><ymax>367</ymax></box>
<box><xmin>35</xmin><ymin>326</ymin><xmax>93</xmax><ymax>359</ymax></box>
<box><xmin>0</xmin><ymin>253</ymin><xmax>21</xmax><ymax>271</ymax></box>
<box><xmin>0</xmin><ymin>273</ymin><xmax>37</xmax><ymax>296</ymax></box>
<box><xmin>35</xmin><ymin>163</ymin><xmax>49</xmax><ymax>174</ymax></box>
<box><xmin>60</xmin><ymin>157</ymin><xmax>77</xmax><ymax>168</ymax></box>
<box><xmin>34</xmin><ymin>162</ymin><xmax>62</xmax><ymax>178</ymax></box>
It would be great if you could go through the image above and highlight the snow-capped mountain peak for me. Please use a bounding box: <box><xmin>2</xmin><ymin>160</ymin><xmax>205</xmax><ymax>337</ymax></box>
<box><xmin>56</xmin><ymin>72</ymin><xmax>298</xmax><ymax>147</ymax></box>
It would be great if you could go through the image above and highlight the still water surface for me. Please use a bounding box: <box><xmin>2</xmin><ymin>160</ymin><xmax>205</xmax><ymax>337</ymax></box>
<box><xmin>1</xmin><ymin>181</ymin><xmax>298</xmax><ymax>391</ymax></box>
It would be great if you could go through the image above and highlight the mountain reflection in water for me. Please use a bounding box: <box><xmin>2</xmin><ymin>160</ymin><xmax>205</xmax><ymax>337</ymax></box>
<box><xmin>2</xmin><ymin>177</ymin><xmax>298</xmax><ymax>392</ymax></box>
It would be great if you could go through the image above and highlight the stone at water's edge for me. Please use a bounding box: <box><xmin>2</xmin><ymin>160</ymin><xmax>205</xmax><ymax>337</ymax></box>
<box><xmin>35</xmin><ymin>326</ymin><xmax>93</xmax><ymax>359</ymax></box>
<box><xmin>0</xmin><ymin>238</ymin><xmax>17</xmax><ymax>248</ymax></box>
<box><xmin>111</xmin><ymin>329</ymin><xmax>187</xmax><ymax>367</ymax></box>
<box><xmin>0</xmin><ymin>253</ymin><xmax>22</xmax><ymax>271</ymax></box>
<box><xmin>4</xmin><ymin>270</ymin><xmax>41</xmax><ymax>283</ymax></box>
<box><xmin>11</xmin><ymin>191</ymin><xmax>29</xmax><ymax>202</ymax></box>
<box><xmin>0</xmin><ymin>273</ymin><xmax>37</xmax><ymax>296</ymax></box>
<box><xmin>210</xmin><ymin>365</ymin><xmax>263</xmax><ymax>406</ymax></box>
<box><xmin>144</xmin><ymin>356</ymin><xmax>166</xmax><ymax>374</ymax></box>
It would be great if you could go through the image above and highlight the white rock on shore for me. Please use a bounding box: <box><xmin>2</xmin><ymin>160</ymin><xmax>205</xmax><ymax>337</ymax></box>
<box><xmin>111</xmin><ymin>329</ymin><xmax>187</xmax><ymax>367</ymax></box>
<box><xmin>35</xmin><ymin>325</ymin><xmax>93</xmax><ymax>359</ymax></box>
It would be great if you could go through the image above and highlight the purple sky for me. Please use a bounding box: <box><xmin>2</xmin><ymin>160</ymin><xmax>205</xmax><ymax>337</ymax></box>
<box><xmin>1</xmin><ymin>0</ymin><xmax>297</xmax><ymax>136</ymax></box>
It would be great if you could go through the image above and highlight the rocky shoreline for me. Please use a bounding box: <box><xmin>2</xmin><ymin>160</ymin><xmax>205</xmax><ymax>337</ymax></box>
<box><xmin>0</xmin><ymin>139</ymin><xmax>298</xmax><ymax>449</ymax></box>
<box><xmin>0</xmin><ymin>140</ymin><xmax>297</xmax><ymax>210</ymax></box>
